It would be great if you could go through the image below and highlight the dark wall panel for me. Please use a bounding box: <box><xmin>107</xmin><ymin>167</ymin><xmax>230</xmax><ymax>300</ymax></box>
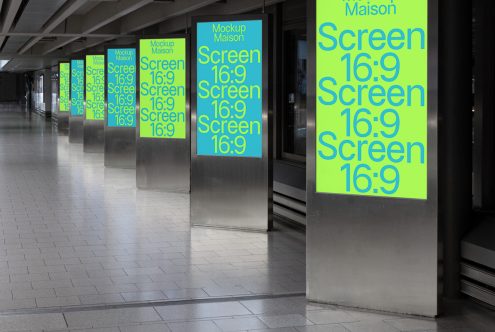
<box><xmin>0</xmin><ymin>73</ymin><xmax>18</xmax><ymax>102</ymax></box>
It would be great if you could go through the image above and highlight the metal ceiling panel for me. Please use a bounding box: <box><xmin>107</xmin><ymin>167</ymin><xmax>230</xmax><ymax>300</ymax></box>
<box><xmin>1</xmin><ymin>36</ymin><xmax>30</xmax><ymax>53</ymax></box>
<box><xmin>73</xmin><ymin>1</ymin><xmax>98</xmax><ymax>15</ymax></box>
<box><xmin>14</xmin><ymin>0</ymin><xmax>67</xmax><ymax>32</ymax></box>
<box><xmin>2</xmin><ymin>0</ymin><xmax>67</xmax><ymax>55</ymax></box>
<box><xmin>2</xmin><ymin>57</ymin><xmax>56</xmax><ymax>71</ymax></box>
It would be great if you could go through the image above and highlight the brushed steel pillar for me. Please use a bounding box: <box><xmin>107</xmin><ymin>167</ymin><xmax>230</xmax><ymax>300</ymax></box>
<box><xmin>83</xmin><ymin>54</ymin><xmax>105</xmax><ymax>153</ymax></box>
<box><xmin>190</xmin><ymin>16</ymin><xmax>272</xmax><ymax>231</ymax></box>
<box><xmin>83</xmin><ymin>120</ymin><xmax>104</xmax><ymax>152</ymax></box>
<box><xmin>104</xmin><ymin>47</ymin><xmax>137</xmax><ymax>169</ymax></box>
<box><xmin>306</xmin><ymin>0</ymin><xmax>440</xmax><ymax>317</ymax></box>
<box><xmin>69</xmin><ymin>116</ymin><xmax>83</xmax><ymax>143</ymax></box>
<box><xmin>136</xmin><ymin>36</ymin><xmax>190</xmax><ymax>193</ymax></box>
<box><xmin>69</xmin><ymin>59</ymin><xmax>84</xmax><ymax>144</ymax></box>
<box><xmin>57</xmin><ymin>61</ymin><xmax>70</xmax><ymax>135</ymax></box>
<box><xmin>57</xmin><ymin>111</ymin><xmax>69</xmax><ymax>135</ymax></box>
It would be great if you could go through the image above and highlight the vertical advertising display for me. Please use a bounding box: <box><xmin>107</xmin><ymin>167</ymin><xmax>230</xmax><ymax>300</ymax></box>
<box><xmin>85</xmin><ymin>55</ymin><xmax>105</xmax><ymax>121</ymax></box>
<box><xmin>59</xmin><ymin>63</ymin><xmax>70</xmax><ymax>112</ymax></box>
<box><xmin>191</xmin><ymin>16</ymin><xmax>270</xmax><ymax>231</ymax></box>
<box><xmin>70</xmin><ymin>59</ymin><xmax>84</xmax><ymax>117</ymax></box>
<box><xmin>196</xmin><ymin>20</ymin><xmax>263</xmax><ymax>158</ymax></box>
<box><xmin>136</xmin><ymin>37</ymin><xmax>189</xmax><ymax>191</ymax></box>
<box><xmin>139</xmin><ymin>38</ymin><xmax>186</xmax><ymax>139</ymax></box>
<box><xmin>107</xmin><ymin>48</ymin><xmax>136</xmax><ymax>127</ymax></box>
<box><xmin>316</xmin><ymin>0</ymin><xmax>428</xmax><ymax>199</ymax></box>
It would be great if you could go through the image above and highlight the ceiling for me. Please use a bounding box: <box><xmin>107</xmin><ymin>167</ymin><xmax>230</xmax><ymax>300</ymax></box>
<box><xmin>0</xmin><ymin>0</ymin><xmax>283</xmax><ymax>73</ymax></box>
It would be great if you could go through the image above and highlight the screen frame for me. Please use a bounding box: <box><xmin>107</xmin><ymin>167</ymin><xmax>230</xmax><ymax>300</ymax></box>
<box><xmin>69</xmin><ymin>57</ymin><xmax>85</xmax><ymax>118</ymax></box>
<box><xmin>58</xmin><ymin>61</ymin><xmax>70</xmax><ymax>113</ymax></box>
<box><xmin>104</xmin><ymin>45</ymin><xmax>138</xmax><ymax>129</ymax></box>
<box><xmin>136</xmin><ymin>34</ymin><xmax>190</xmax><ymax>140</ymax></box>
<box><xmin>309</xmin><ymin>0</ymin><xmax>437</xmax><ymax>202</ymax></box>
<box><xmin>84</xmin><ymin>52</ymin><xmax>105</xmax><ymax>122</ymax></box>
<box><xmin>305</xmin><ymin>0</ymin><xmax>439</xmax><ymax>315</ymax></box>
<box><xmin>191</xmin><ymin>14</ymin><xmax>269</xmax><ymax>160</ymax></box>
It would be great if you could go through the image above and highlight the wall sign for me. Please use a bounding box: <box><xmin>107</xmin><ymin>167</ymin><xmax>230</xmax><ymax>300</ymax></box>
<box><xmin>139</xmin><ymin>38</ymin><xmax>186</xmax><ymax>138</ymax></box>
<box><xmin>316</xmin><ymin>0</ymin><xmax>428</xmax><ymax>199</ymax></box>
<box><xmin>85</xmin><ymin>55</ymin><xmax>105</xmax><ymax>121</ymax></box>
<box><xmin>59</xmin><ymin>63</ymin><xmax>70</xmax><ymax>112</ymax></box>
<box><xmin>196</xmin><ymin>20</ymin><xmax>263</xmax><ymax>158</ymax></box>
<box><xmin>70</xmin><ymin>59</ymin><xmax>84</xmax><ymax>117</ymax></box>
<box><xmin>107</xmin><ymin>48</ymin><xmax>136</xmax><ymax>127</ymax></box>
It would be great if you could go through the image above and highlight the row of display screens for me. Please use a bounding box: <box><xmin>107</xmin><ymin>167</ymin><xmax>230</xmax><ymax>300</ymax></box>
<box><xmin>58</xmin><ymin>4</ymin><xmax>429</xmax><ymax>200</ymax></box>
<box><xmin>59</xmin><ymin>19</ymin><xmax>263</xmax><ymax>159</ymax></box>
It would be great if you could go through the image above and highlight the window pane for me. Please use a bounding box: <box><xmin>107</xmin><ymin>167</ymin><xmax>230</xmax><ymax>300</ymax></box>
<box><xmin>283</xmin><ymin>30</ymin><xmax>307</xmax><ymax>159</ymax></box>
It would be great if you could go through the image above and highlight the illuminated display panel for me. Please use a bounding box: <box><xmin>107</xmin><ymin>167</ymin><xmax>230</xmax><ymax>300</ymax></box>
<box><xmin>107</xmin><ymin>48</ymin><xmax>136</xmax><ymax>127</ymax></box>
<box><xmin>70</xmin><ymin>59</ymin><xmax>84</xmax><ymax>117</ymax></box>
<box><xmin>196</xmin><ymin>20</ymin><xmax>263</xmax><ymax>158</ymax></box>
<box><xmin>85</xmin><ymin>55</ymin><xmax>105</xmax><ymax>121</ymax></box>
<box><xmin>59</xmin><ymin>63</ymin><xmax>70</xmax><ymax>112</ymax></box>
<box><xmin>316</xmin><ymin>0</ymin><xmax>428</xmax><ymax>199</ymax></box>
<box><xmin>139</xmin><ymin>38</ymin><xmax>186</xmax><ymax>138</ymax></box>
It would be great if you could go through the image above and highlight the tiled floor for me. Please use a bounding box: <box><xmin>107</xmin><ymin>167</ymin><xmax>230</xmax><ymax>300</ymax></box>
<box><xmin>0</xmin><ymin>105</ymin><xmax>493</xmax><ymax>331</ymax></box>
<box><xmin>0</xmin><ymin>107</ymin><xmax>305</xmax><ymax>313</ymax></box>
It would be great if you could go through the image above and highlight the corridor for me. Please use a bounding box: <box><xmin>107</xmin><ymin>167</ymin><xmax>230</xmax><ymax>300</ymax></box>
<box><xmin>0</xmin><ymin>106</ymin><xmax>492</xmax><ymax>331</ymax></box>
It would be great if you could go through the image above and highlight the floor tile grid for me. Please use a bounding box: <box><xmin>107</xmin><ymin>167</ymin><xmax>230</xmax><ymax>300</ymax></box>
<box><xmin>1</xmin><ymin>295</ymin><xmax>489</xmax><ymax>332</ymax></box>
<box><xmin>0</xmin><ymin>109</ymin><xmax>305</xmax><ymax>311</ymax></box>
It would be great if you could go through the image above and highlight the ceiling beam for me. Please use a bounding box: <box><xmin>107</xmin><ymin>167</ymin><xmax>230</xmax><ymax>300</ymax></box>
<box><xmin>0</xmin><ymin>32</ymin><xmax>128</xmax><ymax>38</ymax></box>
<box><xmin>1</xmin><ymin>57</ymin><xmax>65</xmax><ymax>72</ymax></box>
<box><xmin>80</xmin><ymin>0</ymin><xmax>157</xmax><ymax>34</ymax></box>
<box><xmin>35</xmin><ymin>16</ymin><xmax>87</xmax><ymax>55</ymax></box>
<box><xmin>0</xmin><ymin>52</ymin><xmax>65</xmax><ymax>59</ymax></box>
<box><xmin>61</xmin><ymin>0</ymin><xmax>220</xmax><ymax>56</ymax></box>
<box><xmin>1</xmin><ymin>0</ymin><xmax>23</xmax><ymax>33</ymax></box>
<box><xmin>159</xmin><ymin>0</ymin><xmax>284</xmax><ymax>34</ymax></box>
<box><xmin>0</xmin><ymin>0</ymin><xmax>24</xmax><ymax>49</ymax></box>
<box><xmin>40</xmin><ymin>21</ymin><xmax>121</xmax><ymax>55</ymax></box>
<box><xmin>66</xmin><ymin>35</ymin><xmax>136</xmax><ymax>54</ymax></box>
<box><xmin>18</xmin><ymin>0</ymin><xmax>89</xmax><ymax>54</ymax></box>
<box><xmin>39</xmin><ymin>0</ymin><xmax>156</xmax><ymax>56</ymax></box>
<box><xmin>119</xmin><ymin>0</ymin><xmax>220</xmax><ymax>34</ymax></box>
